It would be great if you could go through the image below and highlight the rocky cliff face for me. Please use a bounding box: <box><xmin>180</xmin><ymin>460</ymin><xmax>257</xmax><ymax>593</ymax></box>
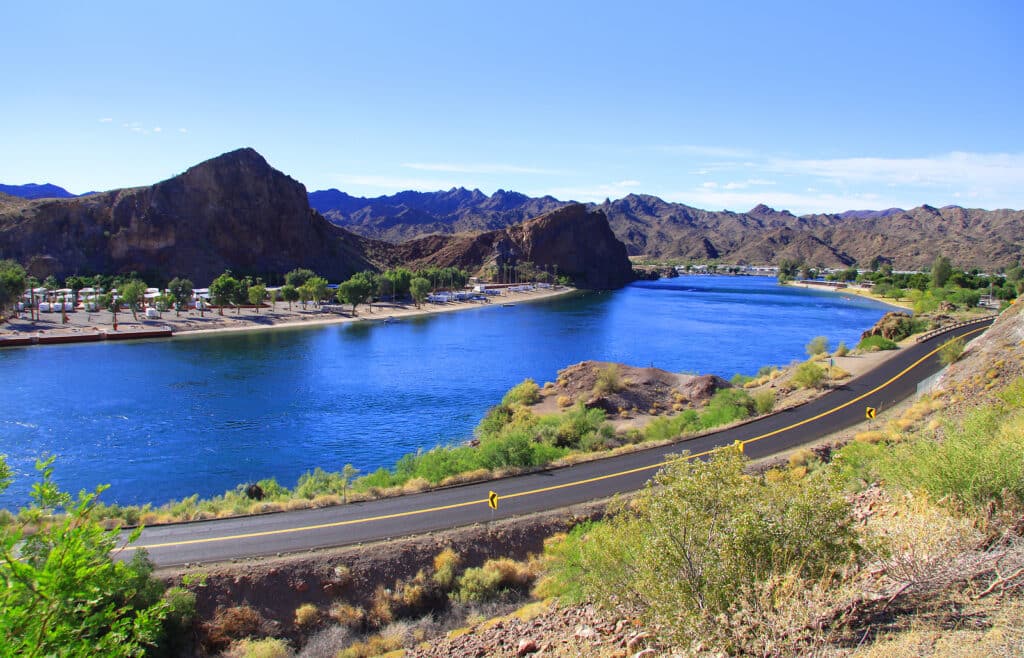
<box><xmin>0</xmin><ymin>149</ymin><xmax>376</xmax><ymax>284</ymax></box>
<box><xmin>392</xmin><ymin>204</ymin><xmax>635</xmax><ymax>289</ymax></box>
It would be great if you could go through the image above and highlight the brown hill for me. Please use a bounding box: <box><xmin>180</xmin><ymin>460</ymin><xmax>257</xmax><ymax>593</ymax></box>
<box><xmin>0</xmin><ymin>149</ymin><xmax>377</xmax><ymax>284</ymax></box>
<box><xmin>391</xmin><ymin>204</ymin><xmax>635</xmax><ymax>289</ymax></box>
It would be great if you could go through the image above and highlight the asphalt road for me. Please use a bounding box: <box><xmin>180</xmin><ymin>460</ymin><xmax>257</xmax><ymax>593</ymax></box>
<box><xmin>126</xmin><ymin>318</ymin><xmax>993</xmax><ymax>567</ymax></box>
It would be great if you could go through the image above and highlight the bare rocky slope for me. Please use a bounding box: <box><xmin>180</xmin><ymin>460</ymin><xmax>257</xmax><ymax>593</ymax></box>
<box><xmin>0</xmin><ymin>149</ymin><xmax>378</xmax><ymax>284</ymax></box>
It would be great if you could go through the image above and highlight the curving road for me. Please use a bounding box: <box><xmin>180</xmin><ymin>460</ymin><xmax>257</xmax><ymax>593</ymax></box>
<box><xmin>126</xmin><ymin>318</ymin><xmax>993</xmax><ymax>567</ymax></box>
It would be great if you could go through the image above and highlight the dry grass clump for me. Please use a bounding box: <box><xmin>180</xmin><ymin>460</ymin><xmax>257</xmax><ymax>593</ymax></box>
<box><xmin>854</xmin><ymin>430</ymin><xmax>887</xmax><ymax>444</ymax></box>
<box><xmin>432</xmin><ymin>548</ymin><xmax>462</xmax><ymax>589</ymax></box>
<box><xmin>556</xmin><ymin>395</ymin><xmax>572</xmax><ymax>408</ymax></box>
<box><xmin>203</xmin><ymin>605</ymin><xmax>269</xmax><ymax>653</ymax></box>
<box><xmin>328</xmin><ymin>602</ymin><xmax>366</xmax><ymax>629</ymax></box>
<box><xmin>293</xmin><ymin>603</ymin><xmax>320</xmax><ymax>628</ymax></box>
<box><xmin>787</xmin><ymin>448</ymin><xmax>817</xmax><ymax>469</ymax></box>
<box><xmin>223</xmin><ymin>637</ymin><xmax>292</xmax><ymax>658</ymax></box>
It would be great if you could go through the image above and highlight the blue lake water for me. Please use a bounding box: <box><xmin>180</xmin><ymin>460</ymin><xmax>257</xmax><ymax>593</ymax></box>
<box><xmin>0</xmin><ymin>276</ymin><xmax>895</xmax><ymax>508</ymax></box>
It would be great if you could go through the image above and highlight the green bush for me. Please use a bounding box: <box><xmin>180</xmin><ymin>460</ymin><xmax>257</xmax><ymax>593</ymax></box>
<box><xmin>295</xmin><ymin>467</ymin><xmax>349</xmax><ymax>499</ymax></box>
<box><xmin>542</xmin><ymin>448</ymin><xmax>859</xmax><ymax>647</ymax></box>
<box><xmin>938</xmin><ymin>336</ymin><xmax>964</xmax><ymax>365</ymax></box>
<box><xmin>790</xmin><ymin>361</ymin><xmax>826</xmax><ymax>389</ymax></box>
<box><xmin>455</xmin><ymin>566</ymin><xmax>504</xmax><ymax>603</ymax></box>
<box><xmin>805</xmin><ymin>335</ymin><xmax>828</xmax><ymax>357</ymax></box>
<box><xmin>833</xmin><ymin>341</ymin><xmax>849</xmax><ymax>357</ymax></box>
<box><xmin>752</xmin><ymin>389</ymin><xmax>775</xmax><ymax>415</ymax></box>
<box><xmin>643</xmin><ymin>410</ymin><xmax>700</xmax><ymax>442</ymax></box>
<box><xmin>699</xmin><ymin>388</ymin><xmax>754</xmax><ymax>428</ymax></box>
<box><xmin>592</xmin><ymin>364</ymin><xmax>624</xmax><ymax>396</ymax></box>
<box><xmin>501</xmin><ymin>378</ymin><xmax>540</xmax><ymax>406</ymax></box>
<box><xmin>879</xmin><ymin>401</ymin><xmax>1024</xmax><ymax>516</ymax></box>
<box><xmin>857</xmin><ymin>335</ymin><xmax>898</xmax><ymax>351</ymax></box>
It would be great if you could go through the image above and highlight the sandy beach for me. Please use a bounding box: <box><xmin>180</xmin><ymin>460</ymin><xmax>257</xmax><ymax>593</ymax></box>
<box><xmin>786</xmin><ymin>280</ymin><xmax>915</xmax><ymax>311</ymax></box>
<box><xmin>0</xmin><ymin>285</ymin><xmax>576</xmax><ymax>345</ymax></box>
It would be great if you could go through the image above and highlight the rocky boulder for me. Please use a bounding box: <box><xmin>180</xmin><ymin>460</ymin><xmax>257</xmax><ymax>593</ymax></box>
<box><xmin>860</xmin><ymin>311</ymin><xmax>919</xmax><ymax>342</ymax></box>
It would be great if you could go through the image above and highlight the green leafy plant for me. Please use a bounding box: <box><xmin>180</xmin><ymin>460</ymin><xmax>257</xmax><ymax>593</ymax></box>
<box><xmin>0</xmin><ymin>455</ymin><xmax>169</xmax><ymax>656</ymax></box>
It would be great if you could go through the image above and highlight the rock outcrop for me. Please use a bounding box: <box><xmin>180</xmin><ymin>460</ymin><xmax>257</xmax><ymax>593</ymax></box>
<box><xmin>0</xmin><ymin>149</ymin><xmax>376</xmax><ymax>284</ymax></box>
<box><xmin>392</xmin><ymin>204</ymin><xmax>635</xmax><ymax>289</ymax></box>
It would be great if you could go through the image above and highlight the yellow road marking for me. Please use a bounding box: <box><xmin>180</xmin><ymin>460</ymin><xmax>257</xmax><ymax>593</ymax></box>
<box><xmin>127</xmin><ymin>324</ymin><xmax>988</xmax><ymax>553</ymax></box>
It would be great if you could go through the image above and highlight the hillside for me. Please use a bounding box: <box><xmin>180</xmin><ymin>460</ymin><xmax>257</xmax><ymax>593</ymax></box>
<box><xmin>0</xmin><ymin>149</ymin><xmax>380</xmax><ymax>284</ymax></box>
<box><xmin>389</xmin><ymin>203</ymin><xmax>635</xmax><ymax>289</ymax></box>
<box><xmin>312</xmin><ymin>188</ymin><xmax>1024</xmax><ymax>271</ymax></box>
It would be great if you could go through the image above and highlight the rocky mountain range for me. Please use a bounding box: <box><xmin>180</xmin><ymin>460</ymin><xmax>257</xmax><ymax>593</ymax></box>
<box><xmin>0</xmin><ymin>183</ymin><xmax>78</xmax><ymax>200</ymax></box>
<box><xmin>0</xmin><ymin>150</ymin><xmax>634</xmax><ymax>289</ymax></box>
<box><xmin>311</xmin><ymin>190</ymin><xmax>1024</xmax><ymax>271</ymax></box>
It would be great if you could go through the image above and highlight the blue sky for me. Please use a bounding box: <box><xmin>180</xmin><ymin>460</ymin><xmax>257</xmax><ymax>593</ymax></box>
<box><xmin>3</xmin><ymin>1</ymin><xmax>1022</xmax><ymax>214</ymax></box>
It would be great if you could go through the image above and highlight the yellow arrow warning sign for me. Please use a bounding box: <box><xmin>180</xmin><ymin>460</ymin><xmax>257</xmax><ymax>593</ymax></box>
<box><xmin>866</xmin><ymin>406</ymin><xmax>877</xmax><ymax>420</ymax></box>
<box><xmin>488</xmin><ymin>491</ymin><xmax>499</xmax><ymax>511</ymax></box>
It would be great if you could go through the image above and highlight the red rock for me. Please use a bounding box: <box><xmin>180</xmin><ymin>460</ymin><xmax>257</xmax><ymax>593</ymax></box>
<box><xmin>517</xmin><ymin>638</ymin><xmax>538</xmax><ymax>656</ymax></box>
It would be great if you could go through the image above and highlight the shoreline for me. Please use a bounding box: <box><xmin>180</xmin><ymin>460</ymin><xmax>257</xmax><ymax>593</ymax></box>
<box><xmin>784</xmin><ymin>279</ymin><xmax>915</xmax><ymax>311</ymax></box>
<box><xmin>0</xmin><ymin>285</ymin><xmax>578</xmax><ymax>347</ymax></box>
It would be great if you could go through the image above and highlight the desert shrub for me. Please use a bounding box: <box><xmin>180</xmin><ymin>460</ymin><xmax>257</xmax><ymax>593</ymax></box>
<box><xmin>501</xmin><ymin>378</ymin><xmax>540</xmax><ymax>406</ymax></box>
<box><xmin>293</xmin><ymin>603</ymin><xmax>320</xmax><ymax>628</ymax></box>
<box><xmin>790</xmin><ymin>361</ymin><xmax>826</xmax><ymax>389</ymax></box>
<box><xmin>455</xmin><ymin>565</ymin><xmax>505</xmax><ymax>603</ymax></box>
<box><xmin>556</xmin><ymin>395</ymin><xmax>572</xmax><ymax>408</ymax></box>
<box><xmin>156</xmin><ymin>586</ymin><xmax>197</xmax><ymax>657</ymax></box>
<box><xmin>833</xmin><ymin>341</ymin><xmax>849</xmax><ymax>357</ymax></box>
<box><xmin>878</xmin><ymin>399</ymin><xmax>1024</xmax><ymax>517</ymax></box>
<box><xmin>433</xmin><ymin>548</ymin><xmax>462</xmax><ymax>589</ymax></box>
<box><xmin>699</xmin><ymin>388</ymin><xmax>754</xmax><ymax>428</ymax></box>
<box><xmin>592</xmin><ymin>363</ymin><xmax>624</xmax><ymax>396</ymax></box>
<box><xmin>367</xmin><ymin>585</ymin><xmax>394</xmax><ymax>628</ymax></box>
<box><xmin>805</xmin><ymin>335</ymin><xmax>829</xmax><ymax>357</ymax></box>
<box><xmin>542</xmin><ymin>448</ymin><xmax>859</xmax><ymax>647</ymax></box>
<box><xmin>643</xmin><ymin>409</ymin><xmax>700</xmax><ymax>442</ymax></box>
<box><xmin>752</xmin><ymin>389</ymin><xmax>775</xmax><ymax>415</ymax></box>
<box><xmin>224</xmin><ymin>637</ymin><xmax>292</xmax><ymax>658</ymax></box>
<box><xmin>787</xmin><ymin>448</ymin><xmax>817</xmax><ymax>469</ymax></box>
<box><xmin>938</xmin><ymin>336</ymin><xmax>965</xmax><ymax>365</ymax></box>
<box><xmin>831</xmin><ymin>439</ymin><xmax>889</xmax><ymax>488</ymax></box>
<box><xmin>294</xmin><ymin>468</ymin><xmax>348</xmax><ymax>499</ymax></box>
<box><xmin>203</xmin><ymin>606</ymin><xmax>267</xmax><ymax>653</ymax></box>
<box><xmin>731</xmin><ymin>373</ymin><xmax>754</xmax><ymax>386</ymax></box>
<box><xmin>337</xmin><ymin>633</ymin><xmax>402</xmax><ymax>658</ymax></box>
<box><xmin>475</xmin><ymin>403</ymin><xmax>514</xmax><ymax>440</ymax></box>
<box><xmin>550</xmin><ymin>404</ymin><xmax>608</xmax><ymax>449</ymax></box>
<box><xmin>328</xmin><ymin>602</ymin><xmax>366</xmax><ymax>629</ymax></box>
<box><xmin>856</xmin><ymin>335</ymin><xmax>898</xmax><ymax>351</ymax></box>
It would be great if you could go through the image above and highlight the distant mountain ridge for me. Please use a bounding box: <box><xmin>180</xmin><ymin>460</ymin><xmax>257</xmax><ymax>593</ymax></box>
<box><xmin>312</xmin><ymin>188</ymin><xmax>1024</xmax><ymax>270</ymax></box>
<box><xmin>0</xmin><ymin>183</ymin><xmax>78</xmax><ymax>199</ymax></box>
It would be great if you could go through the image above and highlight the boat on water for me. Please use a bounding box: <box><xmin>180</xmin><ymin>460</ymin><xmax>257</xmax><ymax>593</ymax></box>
<box><xmin>384</xmin><ymin>316</ymin><xmax>396</xmax><ymax>324</ymax></box>
<box><xmin>501</xmin><ymin>303</ymin><xmax>516</xmax><ymax>307</ymax></box>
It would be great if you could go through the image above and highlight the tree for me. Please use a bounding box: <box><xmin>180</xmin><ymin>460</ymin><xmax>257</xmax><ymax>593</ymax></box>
<box><xmin>383</xmin><ymin>267</ymin><xmax>413</xmax><ymax>301</ymax></box>
<box><xmin>932</xmin><ymin>255</ymin><xmax>952</xmax><ymax>288</ymax></box>
<box><xmin>119</xmin><ymin>280</ymin><xmax>146</xmax><ymax>321</ymax></box>
<box><xmin>209</xmin><ymin>271</ymin><xmax>240</xmax><ymax>315</ymax></box>
<box><xmin>341</xmin><ymin>464</ymin><xmax>360</xmax><ymax>503</ymax></box>
<box><xmin>0</xmin><ymin>455</ymin><xmax>170</xmax><ymax>655</ymax></box>
<box><xmin>284</xmin><ymin>268</ymin><xmax>316</xmax><ymax>289</ymax></box>
<box><xmin>0</xmin><ymin>259</ymin><xmax>27</xmax><ymax>322</ymax></box>
<box><xmin>280</xmin><ymin>284</ymin><xmax>299</xmax><ymax>310</ymax></box>
<box><xmin>336</xmin><ymin>272</ymin><xmax>375</xmax><ymax>315</ymax></box>
<box><xmin>167</xmin><ymin>277</ymin><xmax>193</xmax><ymax>317</ymax></box>
<box><xmin>248</xmin><ymin>283</ymin><xmax>267</xmax><ymax>313</ymax></box>
<box><xmin>306</xmin><ymin>276</ymin><xmax>329</xmax><ymax>307</ymax></box>
<box><xmin>409</xmin><ymin>277</ymin><xmax>431</xmax><ymax>308</ymax></box>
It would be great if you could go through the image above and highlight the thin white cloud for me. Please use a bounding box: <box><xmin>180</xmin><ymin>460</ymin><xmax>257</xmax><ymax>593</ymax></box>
<box><xmin>671</xmin><ymin>187</ymin><xmax>896</xmax><ymax>215</ymax></box>
<box><xmin>98</xmin><ymin>117</ymin><xmax>113</xmax><ymax>123</ymax></box>
<box><xmin>153</xmin><ymin>126</ymin><xmax>162</xmax><ymax>133</ymax></box>
<box><xmin>767</xmin><ymin>152</ymin><xmax>1024</xmax><ymax>188</ymax></box>
<box><xmin>178</xmin><ymin>128</ymin><xmax>188</xmax><ymax>134</ymax></box>
<box><xmin>654</xmin><ymin>144</ymin><xmax>755</xmax><ymax>159</ymax></box>
<box><xmin>401</xmin><ymin>162</ymin><xmax>569</xmax><ymax>176</ymax></box>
